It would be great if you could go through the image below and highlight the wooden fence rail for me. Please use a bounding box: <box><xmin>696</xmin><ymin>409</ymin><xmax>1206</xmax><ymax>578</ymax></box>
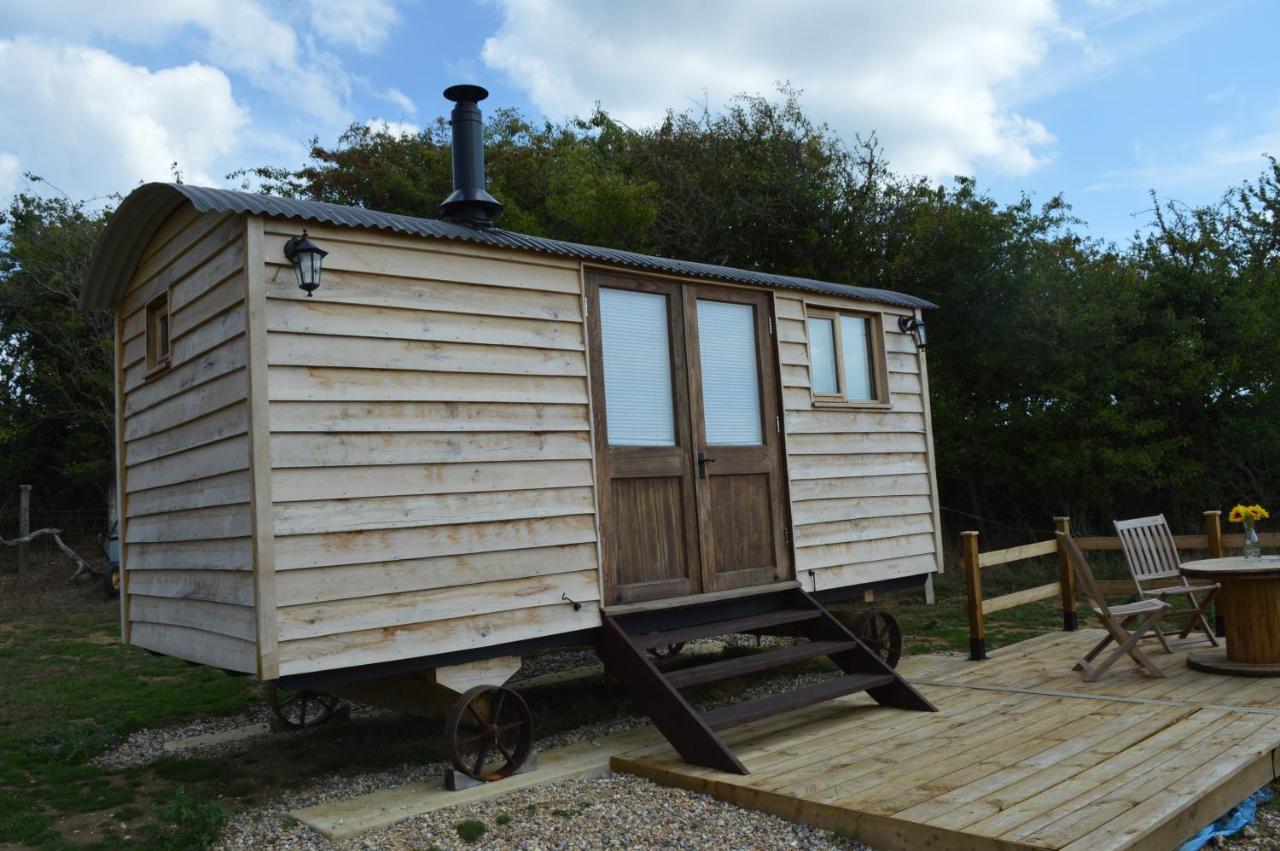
<box><xmin>959</xmin><ymin>510</ymin><xmax>1278</xmax><ymax>661</ymax></box>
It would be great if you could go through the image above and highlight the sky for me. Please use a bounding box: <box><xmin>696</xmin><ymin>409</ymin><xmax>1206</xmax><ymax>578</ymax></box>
<box><xmin>0</xmin><ymin>0</ymin><xmax>1276</xmax><ymax>246</ymax></box>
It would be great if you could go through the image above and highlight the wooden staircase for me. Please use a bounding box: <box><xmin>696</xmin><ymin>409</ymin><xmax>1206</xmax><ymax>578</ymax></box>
<box><xmin>596</xmin><ymin>587</ymin><xmax>935</xmax><ymax>774</ymax></box>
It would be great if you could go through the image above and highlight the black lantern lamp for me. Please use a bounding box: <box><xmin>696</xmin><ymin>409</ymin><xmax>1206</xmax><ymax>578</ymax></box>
<box><xmin>284</xmin><ymin>230</ymin><xmax>328</xmax><ymax>296</ymax></box>
<box><xmin>898</xmin><ymin>312</ymin><xmax>928</xmax><ymax>349</ymax></box>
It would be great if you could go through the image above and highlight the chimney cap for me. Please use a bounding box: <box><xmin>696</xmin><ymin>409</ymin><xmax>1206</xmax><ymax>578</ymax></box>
<box><xmin>444</xmin><ymin>84</ymin><xmax>489</xmax><ymax>104</ymax></box>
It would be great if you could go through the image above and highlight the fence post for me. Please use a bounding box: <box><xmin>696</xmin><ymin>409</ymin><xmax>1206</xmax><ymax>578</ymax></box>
<box><xmin>1204</xmin><ymin>510</ymin><xmax>1225</xmax><ymax>636</ymax></box>
<box><xmin>1054</xmin><ymin>516</ymin><xmax>1077</xmax><ymax>631</ymax></box>
<box><xmin>962</xmin><ymin>530</ymin><xmax>985</xmax><ymax>660</ymax></box>
<box><xmin>18</xmin><ymin>484</ymin><xmax>31</xmax><ymax>576</ymax></box>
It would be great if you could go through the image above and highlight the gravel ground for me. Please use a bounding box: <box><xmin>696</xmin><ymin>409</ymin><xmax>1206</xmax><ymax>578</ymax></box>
<box><xmin>216</xmin><ymin>773</ymin><xmax>867</xmax><ymax>851</ymax></box>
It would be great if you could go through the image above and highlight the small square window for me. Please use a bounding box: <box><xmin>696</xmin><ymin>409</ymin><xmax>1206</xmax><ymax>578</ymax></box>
<box><xmin>145</xmin><ymin>292</ymin><xmax>171</xmax><ymax>374</ymax></box>
<box><xmin>804</xmin><ymin>306</ymin><xmax>886</xmax><ymax>406</ymax></box>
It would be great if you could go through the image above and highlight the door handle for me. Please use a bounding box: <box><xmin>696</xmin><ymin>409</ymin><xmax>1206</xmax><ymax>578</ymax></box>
<box><xmin>697</xmin><ymin>451</ymin><xmax>716</xmax><ymax>480</ymax></box>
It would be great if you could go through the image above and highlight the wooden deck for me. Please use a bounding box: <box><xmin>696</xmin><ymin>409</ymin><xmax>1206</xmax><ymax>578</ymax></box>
<box><xmin>613</xmin><ymin>630</ymin><xmax>1280</xmax><ymax>850</ymax></box>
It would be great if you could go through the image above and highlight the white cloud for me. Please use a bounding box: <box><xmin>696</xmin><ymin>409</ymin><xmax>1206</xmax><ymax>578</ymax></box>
<box><xmin>0</xmin><ymin>37</ymin><xmax>248</xmax><ymax>200</ymax></box>
<box><xmin>0</xmin><ymin>152</ymin><xmax>19</xmax><ymax>198</ymax></box>
<box><xmin>481</xmin><ymin>0</ymin><xmax>1060</xmax><ymax>178</ymax></box>
<box><xmin>365</xmin><ymin>118</ymin><xmax>419</xmax><ymax>137</ymax></box>
<box><xmin>307</xmin><ymin>0</ymin><xmax>398</xmax><ymax>53</ymax></box>
<box><xmin>383</xmin><ymin>86</ymin><xmax>417</xmax><ymax>116</ymax></box>
<box><xmin>0</xmin><ymin>0</ymin><xmax>351</xmax><ymax>122</ymax></box>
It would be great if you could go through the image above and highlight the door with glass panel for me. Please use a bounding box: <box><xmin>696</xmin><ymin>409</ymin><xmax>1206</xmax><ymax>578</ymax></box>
<box><xmin>587</xmin><ymin>272</ymin><xmax>790</xmax><ymax>604</ymax></box>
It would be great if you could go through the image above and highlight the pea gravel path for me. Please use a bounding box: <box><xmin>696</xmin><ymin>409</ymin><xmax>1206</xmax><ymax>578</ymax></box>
<box><xmin>216</xmin><ymin>773</ymin><xmax>869</xmax><ymax>850</ymax></box>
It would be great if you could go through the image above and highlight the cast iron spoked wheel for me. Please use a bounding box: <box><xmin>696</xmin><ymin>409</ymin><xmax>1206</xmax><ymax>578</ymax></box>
<box><xmin>645</xmin><ymin>642</ymin><xmax>687</xmax><ymax>659</ymax></box>
<box><xmin>443</xmin><ymin>685</ymin><xmax>533</xmax><ymax>782</ymax></box>
<box><xmin>268</xmin><ymin>683</ymin><xmax>343</xmax><ymax>730</ymax></box>
<box><xmin>851</xmin><ymin>610</ymin><xmax>903</xmax><ymax>669</ymax></box>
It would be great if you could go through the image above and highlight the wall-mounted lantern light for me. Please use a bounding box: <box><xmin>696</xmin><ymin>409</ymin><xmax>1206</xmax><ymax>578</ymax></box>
<box><xmin>284</xmin><ymin>230</ymin><xmax>328</xmax><ymax>296</ymax></box>
<box><xmin>898</xmin><ymin>312</ymin><xmax>928</xmax><ymax>349</ymax></box>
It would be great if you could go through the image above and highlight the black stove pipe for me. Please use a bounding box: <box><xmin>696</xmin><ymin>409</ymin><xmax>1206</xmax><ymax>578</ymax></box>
<box><xmin>439</xmin><ymin>84</ymin><xmax>503</xmax><ymax>227</ymax></box>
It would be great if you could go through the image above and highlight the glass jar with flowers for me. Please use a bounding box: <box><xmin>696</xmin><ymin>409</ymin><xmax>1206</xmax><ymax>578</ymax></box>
<box><xmin>1228</xmin><ymin>504</ymin><xmax>1269</xmax><ymax>560</ymax></box>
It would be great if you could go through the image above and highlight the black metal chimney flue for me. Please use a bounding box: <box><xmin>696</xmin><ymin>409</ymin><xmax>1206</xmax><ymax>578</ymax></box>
<box><xmin>439</xmin><ymin>84</ymin><xmax>503</xmax><ymax>227</ymax></box>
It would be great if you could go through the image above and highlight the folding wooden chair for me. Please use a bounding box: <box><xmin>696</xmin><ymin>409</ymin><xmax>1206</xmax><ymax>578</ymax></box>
<box><xmin>1114</xmin><ymin>514</ymin><xmax>1219</xmax><ymax>651</ymax></box>
<box><xmin>1056</xmin><ymin>532</ymin><xmax>1170</xmax><ymax>682</ymax></box>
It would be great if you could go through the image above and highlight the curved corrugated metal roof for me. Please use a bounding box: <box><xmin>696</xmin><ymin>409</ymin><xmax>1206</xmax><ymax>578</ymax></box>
<box><xmin>81</xmin><ymin>183</ymin><xmax>937</xmax><ymax>311</ymax></box>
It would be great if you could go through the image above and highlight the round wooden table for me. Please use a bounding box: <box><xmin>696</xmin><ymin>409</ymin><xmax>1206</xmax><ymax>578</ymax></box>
<box><xmin>1181</xmin><ymin>556</ymin><xmax>1280</xmax><ymax>676</ymax></box>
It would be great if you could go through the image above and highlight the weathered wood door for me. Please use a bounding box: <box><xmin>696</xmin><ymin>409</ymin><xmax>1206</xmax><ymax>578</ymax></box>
<box><xmin>587</xmin><ymin>272</ymin><xmax>790</xmax><ymax>604</ymax></box>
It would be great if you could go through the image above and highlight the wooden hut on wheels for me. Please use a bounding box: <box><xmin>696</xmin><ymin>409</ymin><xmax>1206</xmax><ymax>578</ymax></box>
<box><xmin>81</xmin><ymin>85</ymin><xmax>942</xmax><ymax>778</ymax></box>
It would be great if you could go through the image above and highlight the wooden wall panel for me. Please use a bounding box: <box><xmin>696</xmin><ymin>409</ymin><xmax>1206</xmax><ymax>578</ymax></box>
<box><xmin>776</xmin><ymin>294</ymin><xmax>941</xmax><ymax>592</ymax></box>
<box><xmin>261</xmin><ymin>218</ymin><xmax>602</xmax><ymax>674</ymax></box>
<box><xmin>116</xmin><ymin>208</ymin><xmax>256</xmax><ymax>673</ymax></box>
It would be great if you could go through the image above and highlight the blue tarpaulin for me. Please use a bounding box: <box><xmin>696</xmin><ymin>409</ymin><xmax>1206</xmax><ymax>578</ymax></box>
<box><xmin>1177</xmin><ymin>785</ymin><xmax>1272</xmax><ymax>851</ymax></box>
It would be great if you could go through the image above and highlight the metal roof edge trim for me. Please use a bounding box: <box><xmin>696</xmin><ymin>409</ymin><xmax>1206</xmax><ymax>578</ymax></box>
<box><xmin>80</xmin><ymin>182</ymin><xmax>938</xmax><ymax>312</ymax></box>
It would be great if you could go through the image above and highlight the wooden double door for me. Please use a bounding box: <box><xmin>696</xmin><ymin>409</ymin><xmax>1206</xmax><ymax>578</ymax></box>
<box><xmin>586</xmin><ymin>271</ymin><xmax>791</xmax><ymax>605</ymax></box>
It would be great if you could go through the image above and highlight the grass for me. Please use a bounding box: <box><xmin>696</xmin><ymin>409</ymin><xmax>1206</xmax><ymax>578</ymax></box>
<box><xmin>455</xmin><ymin>818</ymin><xmax>486</xmax><ymax>842</ymax></box>
<box><xmin>0</xmin><ymin>602</ymin><xmax>258</xmax><ymax>849</ymax></box>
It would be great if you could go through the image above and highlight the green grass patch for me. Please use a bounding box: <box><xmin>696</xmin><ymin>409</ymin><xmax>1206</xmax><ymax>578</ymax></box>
<box><xmin>142</xmin><ymin>787</ymin><xmax>230</xmax><ymax>851</ymax></box>
<box><xmin>495</xmin><ymin>812</ymin><xmax>511</xmax><ymax>826</ymax></box>
<box><xmin>455</xmin><ymin>819</ymin><xmax>486</xmax><ymax>842</ymax></box>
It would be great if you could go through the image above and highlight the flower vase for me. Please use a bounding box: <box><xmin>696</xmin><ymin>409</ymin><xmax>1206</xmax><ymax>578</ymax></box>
<box><xmin>1243</xmin><ymin>521</ymin><xmax>1261</xmax><ymax>560</ymax></box>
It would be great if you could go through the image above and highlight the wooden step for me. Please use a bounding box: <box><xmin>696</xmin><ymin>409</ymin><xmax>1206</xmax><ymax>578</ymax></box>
<box><xmin>664</xmin><ymin>641</ymin><xmax>858</xmax><ymax>689</ymax></box>
<box><xmin>628</xmin><ymin>609</ymin><xmax>822</xmax><ymax>650</ymax></box>
<box><xmin>701</xmin><ymin>672</ymin><xmax>897</xmax><ymax>731</ymax></box>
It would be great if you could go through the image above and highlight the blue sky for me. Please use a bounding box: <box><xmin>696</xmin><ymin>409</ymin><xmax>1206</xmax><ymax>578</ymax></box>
<box><xmin>0</xmin><ymin>0</ymin><xmax>1276</xmax><ymax>246</ymax></box>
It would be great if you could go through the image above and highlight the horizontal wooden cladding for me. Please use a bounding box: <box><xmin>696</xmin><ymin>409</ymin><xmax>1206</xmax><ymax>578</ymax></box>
<box><xmin>269</xmin><ymin>400</ymin><xmax>588</xmax><ymax>434</ymax></box>
<box><xmin>808</xmin><ymin>552</ymin><xmax>939</xmax><ymax>593</ymax></box>
<box><xmin>794</xmin><ymin>512</ymin><xmax>935</xmax><ymax>548</ymax></box>
<box><xmin>127</xmin><ymin>471</ymin><xmax>252</xmax><ymax>517</ymax></box>
<box><xmin>125</xmin><ymin>434</ymin><xmax>249</xmax><ymax>492</ymax></box>
<box><xmin>123</xmin><ymin>214</ymin><xmax>241</xmax><ymax>316</ymax></box>
<box><xmin>262</xmin><ymin>229</ymin><xmax>581</xmax><ymax>295</ymax></box>
<box><xmin>272</xmin><ymin>486</ymin><xmax>594</xmax><ymax>536</ymax></box>
<box><xmin>126</xmin><ymin>502</ymin><xmax>253</xmax><ymax>544</ymax></box>
<box><xmin>126</xmin><ymin>568</ymin><xmax>254</xmax><ymax>605</ymax></box>
<box><xmin>796</xmin><ymin>531</ymin><xmax>936</xmax><ymax>572</ymax></box>
<box><xmin>268</xmin><ymin>366</ymin><xmax>588</xmax><ymax>405</ymax></box>
<box><xmin>122</xmin><ymin>270</ymin><xmax>245</xmax><ymax>371</ymax></box>
<box><xmin>276</xmin><ymin>601</ymin><xmax>601</xmax><ymax>676</ymax></box>
<box><xmin>783</xmin><ymin>375</ymin><xmax>920</xmax><ymax>410</ymax></box>
<box><xmin>123</xmin><ymin>303</ymin><xmax>246</xmax><ymax>394</ymax></box>
<box><xmin>788</xmin><ymin>452</ymin><xmax>930</xmax><ymax>481</ymax></box>
<box><xmin>266</xmin><ymin>332</ymin><xmax>587</xmax><ymax>378</ymax></box>
<box><xmin>131</xmin><ymin>621</ymin><xmax>256</xmax><ymax>673</ymax></box>
<box><xmin>126</xmin><ymin>537</ymin><xmax>252</xmax><ymax>571</ymax></box>
<box><xmin>263</xmin><ymin>219</ymin><xmax>580</xmax><ymax>270</ymax></box>
<box><xmin>125</xmin><ymin>368</ymin><xmax>247</xmax><ymax>442</ymax></box>
<box><xmin>271</xmin><ymin>459</ymin><xmax>593</xmax><ymax>502</ymax></box>
<box><xmin>124</xmin><ymin>401</ymin><xmax>247</xmax><ymax>466</ymax></box>
<box><xmin>270</xmin><ymin>431</ymin><xmax>591</xmax><ymax>468</ymax></box>
<box><xmin>785</xmin><ymin>432</ymin><xmax>928</xmax><ymax>456</ymax></box>
<box><xmin>129</xmin><ymin>594</ymin><xmax>256</xmax><ymax>642</ymax></box>
<box><xmin>265</xmin><ymin>268</ymin><xmax>583</xmax><ymax>323</ymax></box>
<box><xmin>124</xmin><ymin>335</ymin><xmax>248</xmax><ymax>417</ymax></box>
<box><xmin>785</xmin><ymin>410</ymin><xmax>926</xmax><ymax>435</ymax></box>
<box><xmin>266</xmin><ymin>297</ymin><xmax>584</xmax><ymax>351</ymax></box>
<box><xmin>275</xmin><ymin>542</ymin><xmax>598</xmax><ymax>607</ymax></box>
<box><xmin>277</xmin><ymin>568</ymin><xmax>599</xmax><ymax>641</ymax></box>
<box><xmin>273</xmin><ymin>513</ymin><xmax>597</xmax><ymax>571</ymax></box>
<box><xmin>792</xmin><ymin>494</ymin><xmax>935</xmax><ymax>527</ymax></box>
<box><xmin>789</xmin><ymin>473</ymin><xmax>931</xmax><ymax>503</ymax></box>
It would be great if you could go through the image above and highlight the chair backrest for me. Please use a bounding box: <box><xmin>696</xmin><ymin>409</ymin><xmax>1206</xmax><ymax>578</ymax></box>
<box><xmin>1114</xmin><ymin>514</ymin><xmax>1182</xmax><ymax>588</ymax></box>
<box><xmin>1056</xmin><ymin>532</ymin><xmax>1111</xmax><ymax>617</ymax></box>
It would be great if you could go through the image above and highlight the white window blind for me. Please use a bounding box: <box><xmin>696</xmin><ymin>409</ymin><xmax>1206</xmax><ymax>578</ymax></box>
<box><xmin>697</xmin><ymin>299</ymin><xmax>763</xmax><ymax>445</ymax></box>
<box><xmin>807</xmin><ymin>316</ymin><xmax>838</xmax><ymax>395</ymax></box>
<box><xmin>599</xmin><ymin>288</ymin><xmax>676</xmax><ymax>446</ymax></box>
<box><xmin>841</xmin><ymin>315</ymin><xmax>874</xmax><ymax>400</ymax></box>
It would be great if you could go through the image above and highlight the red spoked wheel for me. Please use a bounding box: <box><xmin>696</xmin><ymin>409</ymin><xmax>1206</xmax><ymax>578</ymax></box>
<box><xmin>851</xmin><ymin>610</ymin><xmax>903</xmax><ymax>669</ymax></box>
<box><xmin>268</xmin><ymin>683</ymin><xmax>343</xmax><ymax>730</ymax></box>
<box><xmin>442</xmin><ymin>685</ymin><xmax>533</xmax><ymax>782</ymax></box>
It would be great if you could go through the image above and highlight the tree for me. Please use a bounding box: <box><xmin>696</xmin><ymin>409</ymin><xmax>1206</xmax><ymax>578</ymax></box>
<box><xmin>0</xmin><ymin>183</ymin><xmax>115</xmax><ymax>516</ymax></box>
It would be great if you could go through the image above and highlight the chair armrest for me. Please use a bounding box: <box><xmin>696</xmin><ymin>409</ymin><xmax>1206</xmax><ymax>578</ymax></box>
<box><xmin>1146</xmin><ymin>583</ymin><xmax>1219</xmax><ymax>595</ymax></box>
